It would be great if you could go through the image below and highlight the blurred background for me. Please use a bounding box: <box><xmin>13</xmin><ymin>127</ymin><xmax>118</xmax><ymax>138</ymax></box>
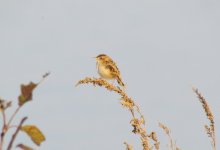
<box><xmin>0</xmin><ymin>0</ymin><xmax>220</xmax><ymax>149</ymax></box>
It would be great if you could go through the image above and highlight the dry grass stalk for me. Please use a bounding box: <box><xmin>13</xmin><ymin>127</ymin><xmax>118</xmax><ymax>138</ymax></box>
<box><xmin>148</xmin><ymin>132</ymin><xmax>160</xmax><ymax>150</ymax></box>
<box><xmin>124</xmin><ymin>142</ymin><xmax>133</xmax><ymax>150</ymax></box>
<box><xmin>192</xmin><ymin>87</ymin><xmax>216</xmax><ymax>150</ymax></box>
<box><xmin>159</xmin><ymin>122</ymin><xmax>180</xmax><ymax>150</ymax></box>
<box><xmin>77</xmin><ymin>77</ymin><xmax>155</xmax><ymax>150</ymax></box>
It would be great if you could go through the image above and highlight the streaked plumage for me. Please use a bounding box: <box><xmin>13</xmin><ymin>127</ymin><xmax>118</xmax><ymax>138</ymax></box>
<box><xmin>95</xmin><ymin>54</ymin><xmax>125</xmax><ymax>87</ymax></box>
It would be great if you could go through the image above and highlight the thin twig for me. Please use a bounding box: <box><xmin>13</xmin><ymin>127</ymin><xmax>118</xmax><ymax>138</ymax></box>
<box><xmin>159</xmin><ymin>122</ymin><xmax>180</xmax><ymax>150</ymax></box>
<box><xmin>38</xmin><ymin>72</ymin><xmax>50</xmax><ymax>85</ymax></box>
<box><xmin>0</xmin><ymin>111</ymin><xmax>7</xmax><ymax>150</ymax></box>
<box><xmin>2</xmin><ymin>111</ymin><xmax>6</xmax><ymax>127</ymax></box>
<box><xmin>7</xmin><ymin>117</ymin><xmax>28</xmax><ymax>150</ymax></box>
<box><xmin>7</xmin><ymin>107</ymin><xmax>21</xmax><ymax>128</ymax></box>
<box><xmin>7</xmin><ymin>126</ymin><xmax>19</xmax><ymax>129</ymax></box>
<box><xmin>0</xmin><ymin>107</ymin><xmax>21</xmax><ymax>150</ymax></box>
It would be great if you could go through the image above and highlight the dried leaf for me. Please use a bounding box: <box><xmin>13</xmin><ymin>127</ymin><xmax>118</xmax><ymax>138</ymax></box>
<box><xmin>0</xmin><ymin>98</ymin><xmax>11</xmax><ymax>111</ymax></box>
<box><xmin>21</xmin><ymin>125</ymin><xmax>45</xmax><ymax>146</ymax></box>
<box><xmin>42</xmin><ymin>72</ymin><xmax>50</xmax><ymax>78</ymax></box>
<box><xmin>18</xmin><ymin>82</ymin><xmax>37</xmax><ymax>106</ymax></box>
<box><xmin>17</xmin><ymin>144</ymin><xmax>34</xmax><ymax>150</ymax></box>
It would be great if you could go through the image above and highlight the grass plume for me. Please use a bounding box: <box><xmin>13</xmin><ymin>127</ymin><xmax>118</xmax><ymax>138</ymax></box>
<box><xmin>192</xmin><ymin>87</ymin><xmax>216</xmax><ymax>150</ymax></box>
<box><xmin>159</xmin><ymin>122</ymin><xmax>180</xmax><ymax>150</ymax></box>
<box><xmin>77</xmin><ymin>77</ymin><xmax>157</xmax><ymax>150</ymax></box>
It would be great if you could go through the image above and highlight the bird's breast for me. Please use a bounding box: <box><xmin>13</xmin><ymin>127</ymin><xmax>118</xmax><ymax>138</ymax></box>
<box><xmin>98</xmin><ymin>64</ymin><xmax>114</xmax><ymax>79</ymax></box>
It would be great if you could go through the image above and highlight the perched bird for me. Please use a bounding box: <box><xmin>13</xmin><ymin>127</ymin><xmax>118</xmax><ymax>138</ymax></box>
<box><xmin>95</xmin><ymin>54</ymin><xmax>125</xmax><ymax>88</ymax></box>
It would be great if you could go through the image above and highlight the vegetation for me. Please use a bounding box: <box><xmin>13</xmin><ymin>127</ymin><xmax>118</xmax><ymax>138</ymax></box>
<box><xmin>0</xmin><ymin>69</ymin><xmax>216</xmax><ymax>150</ymax></box>
<box><xmin>77</xmin><ymin>77</ymin><xmax>216</xmax><ymax>150</ymax></box>
<box><xmin>0</xmin><ymin>73</ymin><xmax>49</xmax><ymax>150</ymax></box>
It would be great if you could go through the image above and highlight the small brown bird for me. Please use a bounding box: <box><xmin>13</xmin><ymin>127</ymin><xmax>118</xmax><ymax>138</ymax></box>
<box><xmin>95</xmin><ymin>54</ymin><xmax>125</xmax><ymax>88</ymax></box>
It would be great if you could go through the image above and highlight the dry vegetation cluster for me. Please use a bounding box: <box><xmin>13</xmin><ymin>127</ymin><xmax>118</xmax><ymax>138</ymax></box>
<box><xmin>0</xmin><ymin>72</ymin><xmax>216</xmax><ymax>150</ymax></box>
<box><xmin>0</xmin><ymin>73</ymin><xmax>49</xmax><ymax>150</ymax></box>
<box><xmin>77</xmin><ymin>77</ymin><xmax>216</xmax><ymax>150</ymax></box>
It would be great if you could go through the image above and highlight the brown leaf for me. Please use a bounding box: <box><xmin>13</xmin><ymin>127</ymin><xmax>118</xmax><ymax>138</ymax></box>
<box><xmin>17</xmin><ymin>144</ymin><xmax>34</xmax><ymax>150</ymax></box>
<box><xmin>21</xmin><ymin>125</ymin><xmax>46</xmax><ymax>146</ymax></box>
<box><xmin>0</xmin><ymin>98</ymin><xmax>12</xmax><ymax>111</ymax></box>
<box><xmin>18</xmin><ymin>82</ymin><xmax>37</xmax><ymax>106</ymax></box>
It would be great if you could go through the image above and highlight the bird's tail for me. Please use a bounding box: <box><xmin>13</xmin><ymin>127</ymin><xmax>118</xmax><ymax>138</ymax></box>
<box><xmin>116</xmin><ymin>76</ymin><xmax>125</xmax><ymax>88</ymax></box>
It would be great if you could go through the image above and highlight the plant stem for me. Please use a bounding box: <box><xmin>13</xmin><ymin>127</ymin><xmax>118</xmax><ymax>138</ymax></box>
<box><xmin>0</xmin><ymin>106</ymin><xmax>21</xmax><ymax>150</ymax></box>
<box><xmin>7</xmin><ymin>106</ymin><xmax>20</xmax><ymax>128</ymax></box>
<box><xmin>7</xmin><ymin>117</ymin><xmax>27</xmax><ymax>150</ymax></box>
<box><xmin>0</xmin><ymin>111</ymin><xmax>7</xmax><ymax>150</ymax></box>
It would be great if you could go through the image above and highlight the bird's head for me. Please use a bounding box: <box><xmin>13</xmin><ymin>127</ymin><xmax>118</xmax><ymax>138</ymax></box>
<box><xmin>95</xmin><ymin>54</ymin><xmax>110</xmax><ymax>62</ymax></box>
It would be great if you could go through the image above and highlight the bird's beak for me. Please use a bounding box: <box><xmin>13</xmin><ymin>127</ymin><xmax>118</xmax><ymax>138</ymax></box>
<box><xmin>93</xmin><ymin>57</ymin><xmax>98</xmax><ymax>61</ymax></box>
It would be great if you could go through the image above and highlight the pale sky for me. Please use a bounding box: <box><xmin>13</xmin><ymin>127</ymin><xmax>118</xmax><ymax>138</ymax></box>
<box><xmin>0</xmin><ymin>0</ymin><xmax>220</xmax><ymax>149</ymax></box>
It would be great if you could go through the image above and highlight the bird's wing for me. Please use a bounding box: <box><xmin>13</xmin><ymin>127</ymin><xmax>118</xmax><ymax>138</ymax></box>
<box><xmin>105</xmin><ymin>63</ymin><xmax>120</xmax><ymax>77</ymax></box>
